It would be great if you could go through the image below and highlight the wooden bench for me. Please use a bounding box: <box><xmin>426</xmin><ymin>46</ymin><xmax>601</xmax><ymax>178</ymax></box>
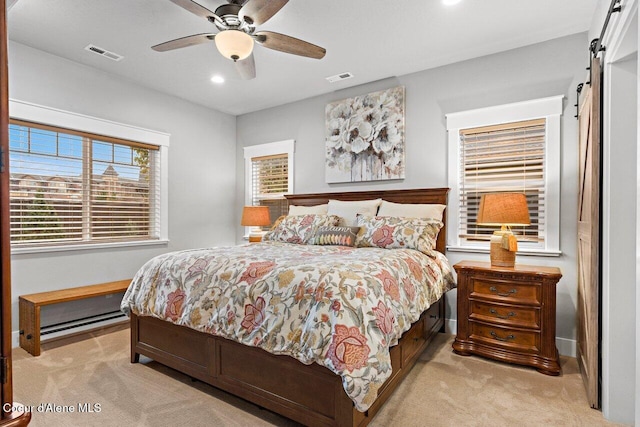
<box><xmin>19</xmin><ymin>279</ymin><xmax>131</xmax><ymax>356</ymax></box>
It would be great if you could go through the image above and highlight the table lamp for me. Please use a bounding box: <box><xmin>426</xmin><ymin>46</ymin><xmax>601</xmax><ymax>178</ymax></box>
<box><xmin>241</xmin><ymin>206</ymin><xmax>271</xmax><ymax>243</ymax></box>
<box><xmin>476</xmin><ymin>193</ymin><xmax>530</xmax><ymax>267</ymax></box>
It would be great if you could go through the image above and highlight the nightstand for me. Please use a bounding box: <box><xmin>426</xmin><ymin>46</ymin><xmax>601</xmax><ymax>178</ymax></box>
<box><xmin>452</xmin><ymin>261</ymin><xmax>562</xmax><ymax>375</ymax></box>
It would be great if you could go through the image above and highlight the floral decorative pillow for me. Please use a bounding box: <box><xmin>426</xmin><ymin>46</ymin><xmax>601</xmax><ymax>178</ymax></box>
<box><xmin>263</xmin><ymin>214</ymin><xmax>341</xmax><ymax>244</ymax></box>
<box><xmin>354</xmin><ymin>215</ymin><xmax>443</xmax><ymax>254</ymax></box>
<box><xmin>311</xmin><ymin>226</ymin><xmax>360</xmax><ymax>247</ymax></box>
<box><xmin>270</xmin><ymin>215</ymin><xmax>286</xmax><ymax>230</ymax></box>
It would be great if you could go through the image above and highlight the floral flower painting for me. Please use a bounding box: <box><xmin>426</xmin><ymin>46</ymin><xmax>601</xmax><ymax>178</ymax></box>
<box><xmin>325</xmin><ymin>86</ymin><xmax>405</xmax><ymax>183</ymax></box>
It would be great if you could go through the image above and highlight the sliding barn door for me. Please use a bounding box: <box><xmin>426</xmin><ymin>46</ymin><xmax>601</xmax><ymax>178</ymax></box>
<box><xmin>576</xmin><ymin>56</ymin><xmax>601</xmax><ymax>409</ymax></box>
<box><xmin>1</xmin><ymin>1</ymin><xmax>29</xmax><ymax>424</ymax></box>
<box><xmin>0</xmin><ymin>0</ymin><xmax>11</xmax><ymax>415</ymax></box>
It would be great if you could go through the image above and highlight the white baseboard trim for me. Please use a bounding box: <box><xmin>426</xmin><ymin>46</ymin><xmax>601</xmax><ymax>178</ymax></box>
<box><xmin>12</xmin><ymin>330</ymin><xmax>19</xmax><ymax>349</ymax></box>
<box><xmin>444</xmin><ymin>319</ymin><xmax>576</xmax><ymax>357</ymax></box>
<box><xmin>555</xmin><ymin>337</ymin><xmax>577</xmax><ymax>358</ymax></box>
<box><xmin>445</xmin><ymin>318</ymin><xmax>457</xmax><ymax>335</ymax></box>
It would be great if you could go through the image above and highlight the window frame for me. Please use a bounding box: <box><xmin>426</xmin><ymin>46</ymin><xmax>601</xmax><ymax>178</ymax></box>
<box><xmin>243</xmin><ymin>140</ymin><xmax>295</xmax><ymax>236</ymax></box>
<box><xmin>9</xmin><ymin>99</ymin><xmax>170</xmax><ymax>254</ymax></box>
<box><xmin>446</xmin><ymin>95</ymin><xmax>563</xmax><ymax>256</ymax></box>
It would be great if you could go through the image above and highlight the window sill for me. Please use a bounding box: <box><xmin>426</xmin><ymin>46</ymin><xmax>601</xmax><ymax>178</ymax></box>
<box><xmin>11</xmin><ymin>239</ymin><xmax>170</xmax><ymax>255</ymax></box>
<box><xmin>446</xmin><ymin>245</ymin><xmax>562</xmax><ymax>257</ymax></box>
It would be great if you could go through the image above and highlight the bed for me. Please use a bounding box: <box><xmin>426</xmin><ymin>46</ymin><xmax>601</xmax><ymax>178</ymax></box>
<box><xmin>123</xmin><ymin>188</ymin><xmax>452</xmax><ymax>427</ymax></box>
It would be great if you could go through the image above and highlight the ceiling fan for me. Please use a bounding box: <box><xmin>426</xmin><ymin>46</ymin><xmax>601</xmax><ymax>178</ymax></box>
<box><xmin>152</xmin><ymin>0</ymin><xmax>326</xmax><ymax>80</ymax></box>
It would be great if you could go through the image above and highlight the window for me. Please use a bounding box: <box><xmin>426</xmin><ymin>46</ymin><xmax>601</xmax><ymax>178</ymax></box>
<box><xmin>244</xmin><ymin>140</ymin><xmax>294</xmax><ymax>230</ymax></box>
<box><xmin>9</xmin><ymin>99</ymin><xmax>169</xmax><ymax>253</ymax></box>
<box><xmin>446</xmin><ymin>96</ymin><xmax>562</xmax><ymax>255</ymax></box>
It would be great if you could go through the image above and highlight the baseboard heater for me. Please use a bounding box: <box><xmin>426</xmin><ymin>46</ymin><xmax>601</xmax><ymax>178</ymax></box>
<box><xmin>38</xmin><ymin>291</ymin><xmax>129</xmax><ymax>343</ymax></box>
<box><xmin>41</xmin><ymin>310</ymin><xmax>127</xmax><ymax>341</ymax></box>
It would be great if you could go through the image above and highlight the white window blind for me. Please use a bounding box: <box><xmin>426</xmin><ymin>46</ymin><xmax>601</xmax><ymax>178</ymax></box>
<box><xmin>250</xmin><ymin>153</ymin><xmax>288</xmax><ymax>228</ymax></box>
<box><xmin>459</xmin><ymin>118</ymin><xmax>545</xmax><ymax>244</ymax></box>
<box><xmin>9</xmin><ymin>119</ymin><xmax>160</xmax><ymax>247</ymax></box>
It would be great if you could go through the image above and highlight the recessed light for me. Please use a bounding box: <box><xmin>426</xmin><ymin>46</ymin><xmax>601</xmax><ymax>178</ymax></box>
<box><xmin>210</xmin><ymin>75</ymin><xmax>225</xmax><ymax>84</ymax></box>
<box><xmin>442</xmin><ymin>0</ymin><xmax>462</xmax><ymax>5</ymax></box>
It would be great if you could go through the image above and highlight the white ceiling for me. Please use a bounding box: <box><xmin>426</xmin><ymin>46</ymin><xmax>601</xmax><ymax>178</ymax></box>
<box><xmin>8</xmin><ymin>0</ymin><xmax>598</xmax><ymax>116</ymax></box>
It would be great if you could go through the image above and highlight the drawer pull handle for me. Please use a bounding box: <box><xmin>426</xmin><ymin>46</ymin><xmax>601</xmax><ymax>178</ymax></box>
<box><xmin>489</xmin><ymin>286</ymin><xmax>517</xmax><ymax>297</ymax></box>
<box><xmin>489</xmin><ymin>308</ymin><xmax>516</xmax><ymax>319</ymax></box>
<box><xmin>490</xmin><ymin>331</ymin><xmax>515</xmax><ymax>342</ymax></box>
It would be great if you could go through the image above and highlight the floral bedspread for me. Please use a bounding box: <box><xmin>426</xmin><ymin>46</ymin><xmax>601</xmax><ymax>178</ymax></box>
<box><xmin>121</xmin><ymin>242</ymin><xmax>455</xmax><ymax>411</ymax></box>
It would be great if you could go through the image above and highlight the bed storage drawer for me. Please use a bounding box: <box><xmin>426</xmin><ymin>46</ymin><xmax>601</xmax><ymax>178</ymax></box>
<box><xmin>424</xmin><ymin>300</ymin><xmax>442</xmax><ymax>332</ymax></box>
<box><xmin>401</xmin><ymin>317</ymin><xmax>425</xmax><ymax>366</ymax></box>
<box><xmin>217</xmin><ymin>339</ymin><xmax>340</xmax><ymax>419</ymax></box>
<box><xmin>134</xmin><ymin>315</ymin><xmax>216</xmax><ymax>379</ymax></box>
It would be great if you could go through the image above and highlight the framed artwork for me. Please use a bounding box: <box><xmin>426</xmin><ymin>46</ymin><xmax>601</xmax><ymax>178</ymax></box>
<box><xmin>325</xmin><ymin>86</ymin><xmax>405</xmax><ymax>183</ymax></box>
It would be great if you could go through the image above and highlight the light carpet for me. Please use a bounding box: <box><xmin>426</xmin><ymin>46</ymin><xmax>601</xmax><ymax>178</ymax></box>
<box><xmin>12</xmin><ymin>329</ymin><xmax>620</xmax><ymax>427</ymax></box>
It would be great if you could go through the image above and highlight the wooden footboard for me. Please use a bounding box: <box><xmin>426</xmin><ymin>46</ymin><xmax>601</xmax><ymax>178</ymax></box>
<box><xmin>130</xmin><ymin>297</ymin><xmax>445</xmax><ymax>427</ymax></box>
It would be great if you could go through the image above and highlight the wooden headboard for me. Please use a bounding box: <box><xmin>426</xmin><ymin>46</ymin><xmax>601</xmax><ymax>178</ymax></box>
<box><xmin>285</xmin><ymin>188</ymin><xmax>449</xmax><ymax>254</ymax></box>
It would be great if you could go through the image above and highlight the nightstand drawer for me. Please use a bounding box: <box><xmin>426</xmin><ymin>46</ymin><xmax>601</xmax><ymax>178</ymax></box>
<box><xmin>471</xmin><ymin>278</ymin><xmax>540</xmax><ymax>305</ymax></box>
<box><xmin>470</xmin><ymin>322</ymin><xmax>540</xmax><ymax>354</ymax></box>
<box><xmin>470</xmin><ymin>301</ymin><xmax>540</xmax><ymax>329</ymax></box>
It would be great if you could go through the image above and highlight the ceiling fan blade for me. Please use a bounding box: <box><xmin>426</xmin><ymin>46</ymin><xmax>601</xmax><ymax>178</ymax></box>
<box><xmin>235</xmin><ymin>53</ymin><xmax>256</xmax><ymax>80</ymax></box>
<box><xmin>169</xmin><ymin>0</ymin><xmax>222</xmax><ymax>23</ymax></box>
<box><xmin>255</xmin><ymin>31</ymin><xmax>326</xmax><ymax>59</ymax></box>
<box><xmin>152</xmin><ymin>33</ymin><xmax>216</xmax><ymax>52</ymax></box>
<box><xmin>238</xmin><ymin>0</ymin><xmax>288</xmax><ymax>25</ymax></box>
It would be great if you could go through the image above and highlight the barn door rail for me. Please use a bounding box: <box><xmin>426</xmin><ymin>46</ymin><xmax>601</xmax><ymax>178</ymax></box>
<box><xmin>575</xmin><ymin>0</ymin><xmax>622</xmax><ymax>119</ymax></box>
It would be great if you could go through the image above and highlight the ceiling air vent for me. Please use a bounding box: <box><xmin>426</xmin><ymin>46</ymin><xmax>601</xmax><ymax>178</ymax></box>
<box><xmin>84</xmin><ymin>44</ymin><xmax>124</xmax><ymax>62</ymax></box>
<box><xmin>326</xmin><ymin>72</ymin><xmax>354</xmax><ymax>83</ymax></box>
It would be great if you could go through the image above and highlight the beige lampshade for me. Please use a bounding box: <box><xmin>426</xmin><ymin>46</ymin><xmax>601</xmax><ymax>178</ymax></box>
<box><xmin>477</xmin><ymin>193</ymin><xmax>530</xmax><ymax>226</ymax></box>
<box><xmin>241</xmin><ymin>206</ymin><xmax>271</xmax><ymax>227</ymax></box>
<box><xmin>215</xmin><ymin>30</ymin><xmax>254</xmax><ymax>61</ymax></box>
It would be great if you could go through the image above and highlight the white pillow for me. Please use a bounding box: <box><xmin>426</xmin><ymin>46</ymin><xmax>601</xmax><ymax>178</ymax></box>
<box><xmin>377</xmin><ymin>200</ymin><xmax>446</xmax><ymax>221</ymax></box>
<box><xmin>288</xmin><ymin>204</ymin><xmax>329</xmax><ymax>215</ymax></box>
<box><xmin>327</xmin><ymin>199</ymin><xmax>382</xmax><ymax>226</ymax></box>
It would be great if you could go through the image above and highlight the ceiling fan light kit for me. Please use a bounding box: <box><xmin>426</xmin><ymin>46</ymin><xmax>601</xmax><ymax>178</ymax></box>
<box><xmin>154</xmin><ymin>0</ymin><xmax>326</xmax><ymax>79</ymax></box>
<box><xmin>215</xmin><ymin>30</ymin><xmax>254</xmax><ymax>61</ymax></box>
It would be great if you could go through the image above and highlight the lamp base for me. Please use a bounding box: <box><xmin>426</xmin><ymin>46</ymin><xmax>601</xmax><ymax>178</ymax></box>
<box><xmin>248</xmin><ymin>234</ymin><xmax>263</xmax><ymax>243</ymax></box>
<box><xmin>489</xmin><ymin>232</ymin><xmax>516</xmax><ymax>268</ymax></box>
<box><xmin>248</xmin><ymin>228</ymin><xmax>266</xmax><ymax>243</ymax></box>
